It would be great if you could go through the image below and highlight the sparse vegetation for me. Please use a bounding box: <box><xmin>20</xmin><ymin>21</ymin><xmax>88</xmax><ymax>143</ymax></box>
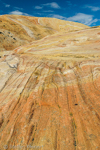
<box><xmin>69</xmin><ymin>112</ymin><xmax>73</xmax><ymax>116</ymax></box>
<box><xmin>34</xmin><ymin>71</ymin><xmax>40</xmax><ymax>76</ymax></box>
<box><xmin>72</xmin><ymin>118</ymin><xmax>77</xmax><ymax>131</ymax></box>
<box><xmin>58</xmin><ymin>104</ymin><xmax>61</xmax><ymax>109</ymax></box>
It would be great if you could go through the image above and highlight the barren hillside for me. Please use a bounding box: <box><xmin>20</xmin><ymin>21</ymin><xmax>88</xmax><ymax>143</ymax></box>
<box><xmin>0</xmin><ymin>15</ymin><xmax>100</xmax><ymax>150</ymax></box>
<box><xmin>0</xmin><ymin>15</ymin><xmax>89</xmax><ymax>51</ymax></box>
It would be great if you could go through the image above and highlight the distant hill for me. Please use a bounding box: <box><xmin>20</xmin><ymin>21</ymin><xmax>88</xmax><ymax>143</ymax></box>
<box><xmin>0</xmin><ymin>15</ymin><xmax>89</xmax><ymax>51</ymax></box>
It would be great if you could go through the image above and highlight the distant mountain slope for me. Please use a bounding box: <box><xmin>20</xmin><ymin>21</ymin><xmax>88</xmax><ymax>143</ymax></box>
<box><xmin>0</xmin><ymin>15</ymin><xmax>89</xmax><ymax>51</ymax></box>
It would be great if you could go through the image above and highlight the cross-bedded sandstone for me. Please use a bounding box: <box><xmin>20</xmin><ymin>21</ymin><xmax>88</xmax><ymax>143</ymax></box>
<box><xmin>0</xmin><ymin>15</ymin><xmax>100</xmax><ymax>150</ymax></box>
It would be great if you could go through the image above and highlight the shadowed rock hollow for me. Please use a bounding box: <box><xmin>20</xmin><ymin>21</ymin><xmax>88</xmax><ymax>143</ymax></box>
<box><xmin>0</xmin><ymin>15</ymin><xmax>100</xmax><ymax>150</ymax></box>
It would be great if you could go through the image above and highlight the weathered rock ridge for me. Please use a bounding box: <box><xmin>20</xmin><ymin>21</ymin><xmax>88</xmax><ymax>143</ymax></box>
<box><xmin>0</xmin><ymin>15</ymin><xmax>100</xmax><ymax>150</ymax></box>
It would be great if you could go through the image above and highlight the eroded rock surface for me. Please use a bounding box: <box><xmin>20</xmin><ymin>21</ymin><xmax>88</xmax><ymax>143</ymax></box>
<box><xmin>0</xmin><ymin>15</ymin><xmax>100</xmax><ymax>150</ymax></box>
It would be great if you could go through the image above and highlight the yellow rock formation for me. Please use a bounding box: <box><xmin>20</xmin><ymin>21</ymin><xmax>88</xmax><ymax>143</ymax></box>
<box><xmin>0</xmin><ymin>15</ymin><xmax>89</xmax><ymax>52</ymax></box>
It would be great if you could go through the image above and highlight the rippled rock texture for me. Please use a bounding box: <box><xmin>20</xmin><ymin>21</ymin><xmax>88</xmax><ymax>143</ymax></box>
<box><xmin>0</xmin><ymin>15</ymin><xmax>100</xmax><ymax>150</ymax></box>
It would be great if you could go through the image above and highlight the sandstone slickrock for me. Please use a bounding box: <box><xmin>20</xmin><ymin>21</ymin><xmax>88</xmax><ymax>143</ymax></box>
<box><xmin>0</xmin><ymin>15</ymin><xmax>100</xmax><ymax>150</ymax></box>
